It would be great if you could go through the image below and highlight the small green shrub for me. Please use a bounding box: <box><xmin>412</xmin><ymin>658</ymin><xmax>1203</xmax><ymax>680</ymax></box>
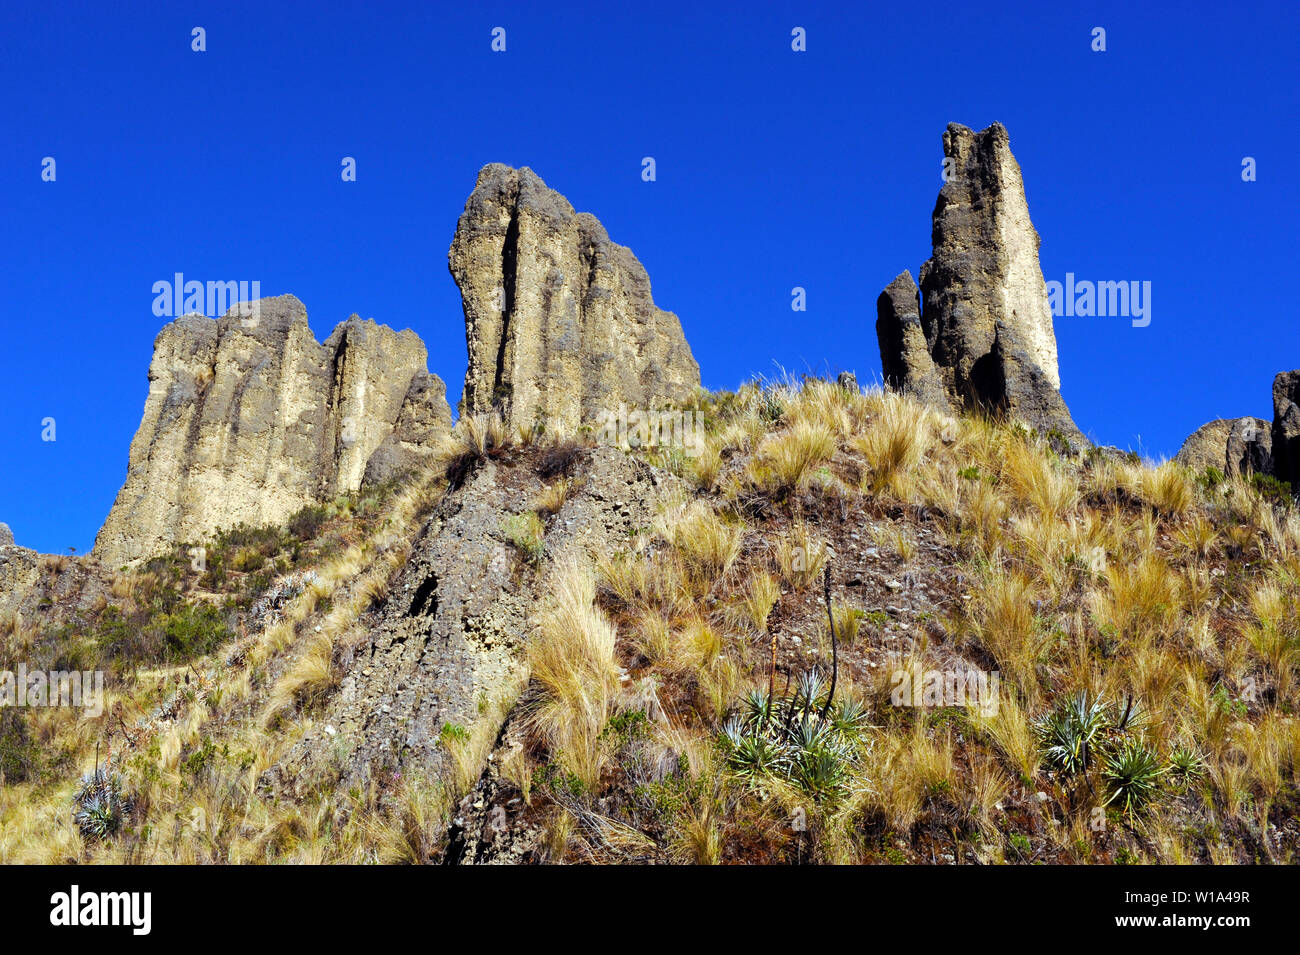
<box><xmin>1102</xmin><ymin>739</ymin><xmax>1165</xmax><ymax>815</ymax></box>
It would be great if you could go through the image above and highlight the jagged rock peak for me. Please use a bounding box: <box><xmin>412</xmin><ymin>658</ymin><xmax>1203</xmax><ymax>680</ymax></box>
<box><xmin>449</xmin><ymin>163</ymin><xmax>700</xmax><ymax>434</ymax></box>
<box><xmin>877</xmin><ymin>122</ymin><xmax>1081</xmax><ymax>440</ymax></box>
<box><xmin>94</xmin><ymin>296</ymin><xmax>451</xmax><ymax>567</ymax></box>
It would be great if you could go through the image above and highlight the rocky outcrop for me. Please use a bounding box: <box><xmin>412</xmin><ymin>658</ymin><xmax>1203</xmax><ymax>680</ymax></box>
<box><xmin>1175</xmin><ymin>417</ymin><xmax>1273</xmax><ymax>476</ymax></box>
<box><xmin>1273</xmin><ymin>371</ymin><xmax>1300</xmax><ymax>489</ymax></box>
<box><xmin>877</xmin><ymin>123</ymin><xmax>1080</xmax><ymax>440</ymax></box>
<box><xmin>449</xmin><ymin>164</ymin><xmax>700</xmax><ymax>434</ymax></box>
<box><xmin>95</xmin><ymin>296</ymin><xmax>451</xmax><ymax>567</ymax></box>
<box><xmin>362</xmin><ymin>372</ymin><xmax>453</xmax><ymax>486</ymax></box>
<box><xmin>0</xmin><ymin>523</ymin><xmax>12</xmax><ymax>548</ymax></box>
<box><xmin>875</xmin><ymin>270</ymin><xmax>947</xmax><ymax>408</ymax></box>
<box><xmin>265</xmin><ymin>445</ymin><xmax>679</xmax><ymax>809</ymax></box>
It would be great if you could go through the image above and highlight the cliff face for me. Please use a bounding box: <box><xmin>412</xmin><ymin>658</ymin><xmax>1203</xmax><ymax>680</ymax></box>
<box><xmin>94</xmin><ymin>295</ymin><xmax>450</xmax><ymax>567</ymax></box>
<box><xmin>449</xmin><ymin>164</ymin><xmax>700</xmax><ymax>434</ymax></box>
<box><xmin>877</xmin><ymin>123</ymin><xmax>1080</xmax><ymax>440</ymax></box>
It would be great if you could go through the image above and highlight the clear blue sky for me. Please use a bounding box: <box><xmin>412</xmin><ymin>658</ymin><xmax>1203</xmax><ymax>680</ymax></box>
<box><xmin>2</xmin><ymin>1</ymin><xmax>1297</xmax><ymax>554</ymax></box>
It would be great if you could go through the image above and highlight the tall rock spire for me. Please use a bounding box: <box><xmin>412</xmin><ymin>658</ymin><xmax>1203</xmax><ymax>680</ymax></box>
<box><xmin>877</xmin><ymin>123</ymin><xmax>1081</xmax><ymax>440</ymax></box>
<box><xmin>449</xmin><ymin>164</ymin><xmax>700</xmax><ymax>434</ymax></box>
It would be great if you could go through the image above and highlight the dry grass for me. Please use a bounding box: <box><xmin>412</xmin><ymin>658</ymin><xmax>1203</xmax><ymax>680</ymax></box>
<box><xmin>775</xmin><ymin>522</ymin><xmax>828</xmax><ymax>590</ymax></box>
<box><xmin>7</xmin><ymin>376</ymin><xmax>1300</xmax><ymax>866</ymax></box>
<box><xmin>971</xmin><ymin>570</ymin><xmax>1045</xmax><ymax>702</ymax></box>
<box><xmin>526</xmin><ymin>556</ymin><xmax>622</xmax><ymax>791</ymax></box>
<box><xmin>750</xmin><ymin>419</ymin><xmax>837</xmax><ymax>495</ymax></box>
<box><xmin>656</xmin><ymin>501</ymin><xmax>744</xmax><ymax>595</ymax></box>
<box><xmin>533</xmin><ymin>478</ymin><xmax>574</xmax><ymax>517</ymax></box>
<box><xmin>855</xmin><ymin>391</ymin><xmax>934</xmax><ymax>497</ymax></box>
<box><xmin>1143</xmin><ymin>462</ymin><xmax>1195</xmax><ymax>518</ymax></box>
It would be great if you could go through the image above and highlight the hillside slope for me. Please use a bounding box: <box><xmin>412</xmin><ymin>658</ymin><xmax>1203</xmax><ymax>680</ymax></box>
<box><xmin>3</xmin><ymin>378</ymin><xmax>1297</xmax><ymax>864</ymax></box>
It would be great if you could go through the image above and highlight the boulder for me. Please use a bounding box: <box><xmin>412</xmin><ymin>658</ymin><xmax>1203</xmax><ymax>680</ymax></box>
<box><xmin>875</xmin><ymin>270</ymin><xmax>948</xmax><ymax>409</ymax></box>
<box><xmin>1175</xmin><ymin>417</ymin><xmax>1272</xmax><ymax>477</ymax></box>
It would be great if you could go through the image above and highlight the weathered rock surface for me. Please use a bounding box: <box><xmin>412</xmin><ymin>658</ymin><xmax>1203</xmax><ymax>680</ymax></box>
<box><xmin>0</xmin><ymin>548</ymin><xmax>115</xmax><ymax>623</ymax></box>
<box><xmin>0</xmin><ymin>544</ymin><xmax>37</xmax><ymax>620</ymax></box>
<box><xmin>95</xmin><ymin>296</ymin><xmax>450</xmax><ymax>567</ymax></box>
<box><xmin>1273</xmin><ymin>370</ymin><xmax>1300</xmax><ymax>489</ymax></box>
<box><xmin>265</xmin><ymin>446</ymin><xmax>678</xmax><ymax>812</ymax></box>
<box><xmin>1175</xmin><ymin>417</ymin><xmax>1273</xmax><ymax>477</ymax></box>
<box><xmin>878</xmin><ymin>123</ymin><xmax>1080</xmax><ymax>440</ymax></box>
<box><xmin>875</xmin><ymin>270</ymin><xmax>947</xmax><ymax>408</ymax></box>
<box><xmin>0</xmin><ymin>523</ymin><xmax>12</xmax><ymax>548</ymax></box>
<box><xmin>362</xmin><ymin>372</ymin><xmax>453</xmax><ymax>486</ymax></box>
<box><xmin>450</xmin><ymin>164</ymin><xmax>700</xmax><ymax>434</ymax></box>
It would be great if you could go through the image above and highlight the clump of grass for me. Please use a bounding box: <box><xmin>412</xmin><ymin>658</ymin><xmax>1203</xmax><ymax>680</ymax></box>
<box><xmin>972</xmin><ymin>694</ymin><xmax>1041</xmax><ymax>783</ymax></box>
<box><xmin>1176</xmin><ymin>512</ymin><xmax>1218</xmax><ymax>557</ymax></box>
<box><xmin>750</xmin><ymin>420</ymin><xmax>837</xmax><ymax>496</ymax></box>
<box><xmin>503</xmin><ymin>512</ymin><xmax>546</xmax><ymax>565</ymax></box>
<box><xmin>853</xmin><ymin>722</ymin><xmax>958</xmax><ymax>834</ymax></box>
<box><xmin>533</xmin><ymin>478</ymin><xmax>573</xmax><ymax>517</ymax></box>
<box><xmin>1001</xmin><ymin>437</ymin><xmax>1078</xmax><ymax>519</ymax></box>
<box><xmin>439</xmin><ymin>413</ymin><xmax>510</xmax><ymax>489</ymax></box>
<box><xmin>527</xmin><ymin>557</ymin><xmax>622</xmax><ymax>792</ymax></box>
<box><xmin>775</xmin><ymin>523</ymin><xmax>828</xmax><ymax>590</ymax></box>
<box><xmin>266</xmin><ymin>631</ymin><xmax>336</xmax><ymax>722</ymax></box>
<box><xmin>855</xmin><ymin>391</ymin><xmax>933</xmax><ymax>497</ymax></box>
<box><xmin>658</xmin><ymin>501</ymin><xmax>744</xmax><ymax>594</ymax></box>
<box><xmin>971</xmin><ymin>570</ymin><xmax>1044</xmax><ymax>700</ymax></box>
<box><xmin>1093</xmin><ymin>552</ymin><xmax>1181</xmax><ymax>643</ymax></box>
<box><xmin>688</xmin><ymin>443</ymin><xmax>723</xmax><ymax>492</ymax></box>
<box><xmin>830</xmin><ymin>604</ymin><xmax>864</xmax><ymax>646</ymax></box>
<box><xmin>731</xmin><ymin>571</ymin><xmax>780</xmax><ymax>634</ymax></box>
<box><xmin>1142</xmin><ymin>462</ymin><xmax>1194</xmax><ymax>518</ymax></box>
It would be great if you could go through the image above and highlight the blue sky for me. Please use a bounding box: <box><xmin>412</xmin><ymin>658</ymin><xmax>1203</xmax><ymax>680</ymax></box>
<box><xmin>2</xmin><ymin>0</ymin><xmax>1297</xmax><ymax>554</ymax></box>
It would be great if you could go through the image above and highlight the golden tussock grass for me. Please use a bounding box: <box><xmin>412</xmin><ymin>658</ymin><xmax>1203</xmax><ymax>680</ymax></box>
<box><xmin>855</xmin><ymin>390</ymin><xmax>934</xmax><ymax>498</ymax></box>
<box><xmin>527</xmin><ymin>556</ymin><xmax>622</xmax><ymax>791</ymax></box>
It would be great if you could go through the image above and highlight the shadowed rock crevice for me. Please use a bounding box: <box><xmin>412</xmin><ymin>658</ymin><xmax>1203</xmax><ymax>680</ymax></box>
<box><xmin>1271</xmin><ymin>371</ymin><xmax>1300</xmax><ymax>488</ymax></box>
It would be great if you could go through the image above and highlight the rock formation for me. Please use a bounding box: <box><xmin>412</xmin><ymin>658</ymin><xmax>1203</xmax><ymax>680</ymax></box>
<box><xmin>1175</xmin><ymin>417</ymin><xmax>1273</xmax><ymax>477</ymax></box>
<box><xmin>877</xmin><ymin>123</ymin><xmax>1081</xmax><ymax>440</ymax></box>
<box><xmin>266</xmin><ymin>445</ymin><xmax>678</xmax><ymax>806</ymax></box>
<box><xmin>875</xmin><ymin>271</ymin><xmax>948</xmax><ymax>410</ymax></box>
<box><xmin>449</xmin><ymin>164</ymin><xmax>700</xmax><ymax>434</ymax></box>
<box><xmin>1272</xmin><ymin>370</ymin><xmax>1300</xmax><ymax>489</ymax></box>
<box><xmin>95</xmin><ymin>295</ymin><xmax>450</xmax><ymax>567</ymax></box>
